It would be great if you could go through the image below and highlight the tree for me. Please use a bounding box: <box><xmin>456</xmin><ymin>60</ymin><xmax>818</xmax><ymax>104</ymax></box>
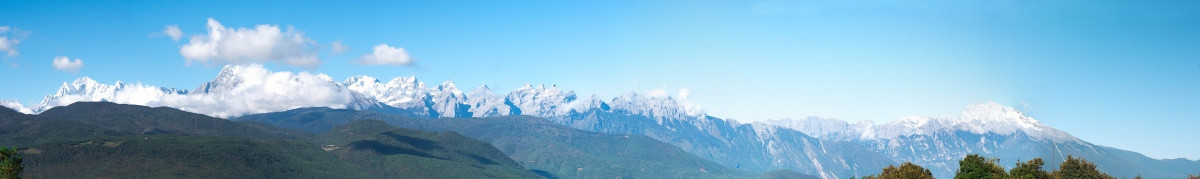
<box><xmin>0</xmin><ymin>147</ymin><xmax>21</xmax><ymax>179</ymax></box>
<box><xmin>1009</xmin><ymin>158</ymin><xmax>1051</xmax><ymax>179</ymax></box>
<box><xmin>955</xmin><ymin>154</ymin><xmax>1007</xmax><ymax>179</ymax></box>
<box><xmin>1051</xmin><ymin>155</ymin><xmax>1114</xmax><ymax>179</ymax></box>
<box><xmin>862</xmin><ymin>162</ymin><xmax>935</xmax><ymax>179</ymax></box>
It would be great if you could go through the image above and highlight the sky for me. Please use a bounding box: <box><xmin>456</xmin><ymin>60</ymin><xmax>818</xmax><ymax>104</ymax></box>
<box><xmin>0</xmin><ymin>1</ymin><xmax>1198</xmax><ymax>159</ymax></box>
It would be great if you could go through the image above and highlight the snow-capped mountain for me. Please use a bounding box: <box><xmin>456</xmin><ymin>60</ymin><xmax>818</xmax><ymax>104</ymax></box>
<box><xmin>464</xmin><ymin>85</ymin><xmax>513</xmax><ymax>117</ymax></box>
<box><xmin>764</xmin><ymin>116</ymin><xmax>872</xmax><ymax>141</ymax></box>
<box><xmin>862</xmin><ymin>102</ymin><xmax>1077</xmax><ymax>143</ymax></box>
<box><xmin>14</xmin><ymin>64</ymin><xmax>702</xmax><ymax>120</ymax></box>
<box><xmin>5</xmin><ymin>64</ymin><xmax>1197</xmax><ymax>178</ymax></box>
<box><xmin>22</xmin><ymin>64</ymin><xmax>374</xmax><ymax>118</ymax></box>
<box><xmin>610</xmin><ymin>92</ymin><xmax>704</xmax><ymax>121</ymax></box>
<box><xmin>35</xmin><ymin>77</ymin><xmax>187</xmax><ymax>113</ymax></box>
<box><xmin>344</xmin><ymin>75</ymin><xmax>428</xmax><ymax>110</ymax></box>
<box><xmin>766</xmin><ymin>102</ymin><xmax>1078</xmax><ymax>143</ymax></box>
<box><xmin>755</xmin><ymin>102</ymin><xmax>1195</xmax><ymax>178</ymax></box>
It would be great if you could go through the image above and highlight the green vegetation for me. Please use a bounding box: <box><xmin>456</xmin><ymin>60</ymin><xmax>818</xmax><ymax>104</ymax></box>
<box><xmin>861</xmin><ymin>162</ymin><xmax>935</xmax><ymax>179</ymax></box>
<box><xmin>0</xmin><ymin>147</ymin><xmax>21</xmax><ymax>179</ymax></box>
<box><xmin>316</xmin><ymin>120</ymin><xmax>537</xmax><ymax>178</ymax></box>
<box><xmin>955</xmin><ymin>154</ymin><xmax>1007</xmax><ymax>179</ymax></box>
<box><xmin>20</xmin><ymin>135</ymin><xmax>366</xmax><ymax>178</ymax></box>
<box><xmin>0</xmin><ymin>102</ymin><xmax>539</xmax><ymax>178</ymax></box>
<box><xmin>1051</xmin><ymin>156</ymin><xmax>1115</xmax><ymax>179</ymax></box>
<box><xmin>862</xmin><ymin>154</ymin><xmax>1124</xmax><ymax>179</ymax></box>
<box><xmin>1009</xmin><ymin>158</ymin><xmax>1051</xmax><ymax>179</ymax></box>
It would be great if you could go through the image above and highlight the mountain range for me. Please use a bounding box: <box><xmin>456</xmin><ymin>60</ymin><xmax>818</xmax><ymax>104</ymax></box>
<box><xmin>2</xmin><ymin>64</ymin><xmax>1197</xmax><ymax>178</ymax></box>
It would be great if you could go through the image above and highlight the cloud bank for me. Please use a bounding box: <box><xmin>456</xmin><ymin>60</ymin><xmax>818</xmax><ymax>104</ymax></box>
<box><xmin>36</xmin><ymin>64</ymin><xmax>374</xmax><ymax>118</ymax></box>
<box><xmin>180</xmin><ymin>18</ymin><xmax>321</xmax><ymax>68</ymax></box>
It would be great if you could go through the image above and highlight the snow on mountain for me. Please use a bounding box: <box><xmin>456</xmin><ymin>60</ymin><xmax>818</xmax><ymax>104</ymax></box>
<box><xmin>170</xmin><ymin>64</ymin><xmax>377</xmax><ymax>117</ymax></box>
<box><xmin>767</xmin><ymin>102</ymin><xmax>1077</xmax><ymax>143</ymax></box>
<box><xmin>14</xmin><ymin>64</ymin><xmax>705</xmax><ymax>121</ymax></box>
<box><xmin>27</xmin><ymin>64</ymin><xmax>374</xmax><ymax>118</ymax></box>
<box><xmin>866</xmin><ymin>102</ymin><xmax>1077</xmax><ymax>143</ymax></box>
<box><xmin>36</xmin><ymin>77</ymin><xmax>186</xmax><ymax>113</ymax></box>
<box><xmin>344</xmin><ymin>75</ymin><xmax>429</xmax><ymax>111</ymax></box>
<box><xmin>428</xmin><ymin>80</ymin><xmax>467</xmax><ymax>118</ymax></box>
<box><xmin>610</xmin><ymin>92</ymin><xmax>704</xmax><ymax>122</ymax></box>
<box><xmin>10</xmin><ymin>64</ymin><xmax>1195</xmax><ymax>178</ymax></box>
<box><xmin>762</xmin><ymin>116</ymin><xmax>872</xmax><ymax>140</ymax></box>
<box><xmin>465</xmin><ymin>85</ymin><xmax>512</xmax><ymax>117</ymax></box>
<box><xmin>504</xmin><ymin>84</ymin><xmax>578</xmax><ymax>117</ymax></box>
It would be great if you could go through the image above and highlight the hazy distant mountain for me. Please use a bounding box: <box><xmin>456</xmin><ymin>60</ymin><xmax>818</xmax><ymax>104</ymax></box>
<box><xmin>764</xmin><ymin>102</ymin><xmax>1200</xmax><ymax>178</ymax></box>
<box><xmin>237</xmin><ymin>107</ymin><xmax>757</xmax><ymax>178</ymax></box>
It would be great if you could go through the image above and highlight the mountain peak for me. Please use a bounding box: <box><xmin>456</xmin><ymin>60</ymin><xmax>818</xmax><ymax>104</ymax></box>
<box><xmin>69</xmin><ymin>76</ymin><xmax>99</xmax><ymax>87</ymax></box>
<box><xmin>194</xmin><ymin>64</ymin><xmax>271</xmax><ymax>93</ymax></box>
<box><xmin>344</xmin><ymin>75</ymin><xmax>380</xmax><ymax>84</ymax></box>
<box><xmin>384</xmin><ymin>76</ymin><xmax>422</xmax><ymax>89</ymax></box>
<box><xmin>610</xmin><ymin>91</ymin><xmax>704</xmax><ymax>120</ymax></box>
<box><xmin>436</xmin><ymin>80</ymin><xmax>458</xmax><ymax>91</ymax></box>
<box><xmin>959</xmin><ymin>102</ymin><xmax>1042</xmax><ymax>128</ymax></box>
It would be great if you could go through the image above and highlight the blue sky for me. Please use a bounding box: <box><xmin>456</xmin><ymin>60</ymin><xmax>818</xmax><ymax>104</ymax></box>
<box><xmin>1</xmin><ymin>1</ymin><xmax>1198</xmax><ymax>159</ymax></box>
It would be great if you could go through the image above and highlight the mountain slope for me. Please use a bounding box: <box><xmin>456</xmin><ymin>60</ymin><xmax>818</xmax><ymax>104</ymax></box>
<box><xmin>13</xmin><ymin>67</ymin><xmax>1199</xmax><ymax>178</ymax></box>
<box><xmin>0</xmin><ymin>103</ymin><xmax>368</xmax><ymax>178</ymax></box>
<box><xmin>237</xmin><ymin>107</ymin><xmax>757</xmax><ymax>178</ymax></box>
<box><xmin>38</xmin><ymin>102</ymin><xmax>310</xmax><ymax>140</ymax></box>
<box><xmin>767</xmin><ymin>102</ymin><xmax>1200</xmax><ymax>178</ymax></box>
<box><xmin>317</xmin><ymin>120</ymin><xmax>538</xmax><ymax>178</ymax></box>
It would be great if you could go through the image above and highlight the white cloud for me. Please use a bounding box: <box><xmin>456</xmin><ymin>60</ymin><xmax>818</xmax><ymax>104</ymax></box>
<box><xmin>356</xmin><ymin>43</ymin><xmax>413</xmax><ymax>66</ymax></box>
<box><xmin>157</xmin><ymin>64</ymin><xmax>368</xmax><ymax>117</ymax></box>
<box><xmin>180</xmin><ymin>18</ymin><xmax>321</xmax><ymax>68</ymax></box>
<box><xmin>162</xmin><ymin>25</ymin><xmax>182</xmax><ymax>42</ymax></box>
<box><xmin>0</xmin><ymin>99</ymin><xmax>33</xmax><ymax>114</ymax></box>
<box><xmin>52</xmin><ymin>56</ymin><xmax>84</xmax><ymax>73</ymax></box>
<box><xmin>331</xmin><ymin>41</ymin><xmax>348</xmax><ymax>54</ymax></box>
<box><xmin>35</xmin><ymin>64</ymin><xmax>373</xmax><ymax>118</ymax></box>
<box><xmin>0</xmin><ymin>26</ymin><xmax>20</xmax><ymax>57</ymax></box>
<box><xmin>678</xmin><ymin>88</ymin><xmax>691</xmax><ymax>99</ymax></box>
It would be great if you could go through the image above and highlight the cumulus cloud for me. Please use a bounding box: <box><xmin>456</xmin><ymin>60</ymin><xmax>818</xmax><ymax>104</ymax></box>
<box><xmin>162</xmin><ymin>25</ymin><xmax>182</xmax><ymax>42</ymax></box>
<box><xmin>331</xmin><ymin>41</ymin><xmax>348</xmax><ymax>54</ymax></box>
<box><xmin>159</xmin><ymin>64</ymin><xmax>371</xmax><ymax>117</ymax></box>
<box><xmin>678</xmin><ymin>88</ymin><xmax>691</xmax><ymax>99</ymax></box>
<box><xmin>0</xmin><ymin>26</ymin><xmax>21</xmax><ymax>57</ymax></box>
<box><xmin>355</xmin><ymin>43</ymin><xmax>413</xmax><ymax>66</ymax></box>
<box><xmin>35</xmin><ymin>64</ymin><xmax>373</xmax><ymax>118</ymax></box>
<box><xmin>52</xmin><ymin>56</ymin><xmax>84</xmax><ymax>73</ymax></box>
<box><xmin>180</xmin><ymin>18</ymin><xmax>321</xmax><ymax>68</ymax></box>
